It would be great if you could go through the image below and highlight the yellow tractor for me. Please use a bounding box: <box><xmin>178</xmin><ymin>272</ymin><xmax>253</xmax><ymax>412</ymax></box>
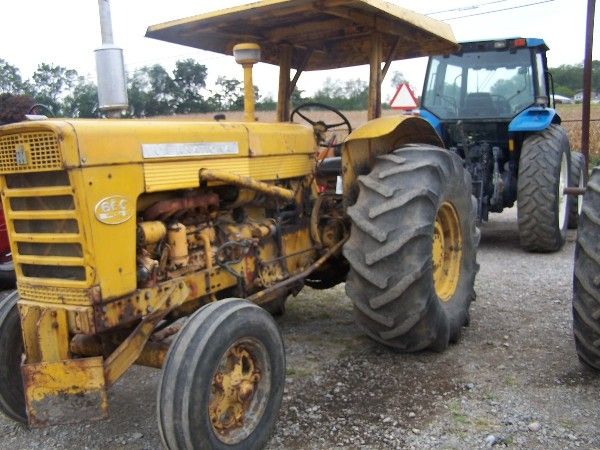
<box><xmin>0</xmin><ymin>1</ymin><xmax>478</xmax><ymax>448</ymax></box>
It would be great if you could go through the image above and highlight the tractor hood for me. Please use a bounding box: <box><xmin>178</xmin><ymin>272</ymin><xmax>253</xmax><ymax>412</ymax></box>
<box><xmin>0</xmin><ymin>118</ymin><xmax>317</xmax><ymax>192</ymax></box>
<box><xmin>0</xmin><ymin>118</ymin><xmax>316</xmax><ymax>168</ymax></box>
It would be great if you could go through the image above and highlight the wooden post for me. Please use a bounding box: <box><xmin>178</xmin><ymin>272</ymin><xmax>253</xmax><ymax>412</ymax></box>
<box><xmin>276</xmin><ymin>44</ymin><xmax>293</xmax><ymax>122</ymax></box>
<box><xmin>368</xmin><ymin>32</ymin><xmax>382</xmax><ymax>120</ymax></box>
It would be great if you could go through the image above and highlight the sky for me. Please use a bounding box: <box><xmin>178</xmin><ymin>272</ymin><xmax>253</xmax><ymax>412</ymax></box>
<box><xmin>0</xmin><ymin>0</ymin><xmax>597</xmax><ymax>102</ymax></box>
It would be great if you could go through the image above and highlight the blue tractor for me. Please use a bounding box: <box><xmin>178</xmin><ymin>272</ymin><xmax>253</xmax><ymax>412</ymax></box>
<box><xmin>419</xmin><ymin>38</ymin><xmax>584</xmax><ymax>252</ymax></box>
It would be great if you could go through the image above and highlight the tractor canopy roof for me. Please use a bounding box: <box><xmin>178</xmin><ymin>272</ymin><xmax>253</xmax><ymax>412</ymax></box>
<box><xmin>145</xmin><ymin>0</ymin><xmax>458</xmax><ymax>71</ymax></box>
<box><xmin>454</xmin><ymin>37</ymin><xmax>548</xmax><ymax>54</ymax></box>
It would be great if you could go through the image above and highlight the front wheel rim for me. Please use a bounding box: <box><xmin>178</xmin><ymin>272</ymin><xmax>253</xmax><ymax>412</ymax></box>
<box><xmin>578</xmin><ymin>166</ymin><xmax>584</xmax><ymax>215</ymax></box>
<box><xmin>558</xmin><ymin>152</ymin><xmax>569</xmax><ymax>229</ymax></box>
<box><xmin>432</xmin><ymin>202</ymin><xmax>463</xmax><ymax>302</ymax></box>
<box><xmin>208</xmin><ymin>338</ymin><xmax>271</xmax><ymax>445</ymax></box>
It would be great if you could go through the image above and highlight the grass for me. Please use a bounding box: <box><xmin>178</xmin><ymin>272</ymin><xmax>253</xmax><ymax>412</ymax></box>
<box><xmin>555</xmin><ymin>104</ymin><xmax>600</xmax><ymax>155</ymax></box>
<box><xmin>286</xmin><ymin>367</ymin><xmax>314</xmax><ymax>378</ymax></box>
<box><xmin>448</xmin><ymin>400</ymin><xmax>470</xmax><ymax>425</ymax></box>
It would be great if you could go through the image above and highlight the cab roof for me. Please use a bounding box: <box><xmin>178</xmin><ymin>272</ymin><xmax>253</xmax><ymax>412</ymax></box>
<box><xmin>146</xmin><ymin>0</ymin><xmax>458</xmax><ymax>71</ymax></box>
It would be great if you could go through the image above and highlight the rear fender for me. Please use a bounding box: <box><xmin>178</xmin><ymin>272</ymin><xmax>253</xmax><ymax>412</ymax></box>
<box><xmin>508</xmin><ymin>106</ymin><xmax>560</xmax><ymax>133</ymax></box>
<box><xmin>341</xmin><ymin>116</ymin><xmax>443</xmax><ymax>208</ymax></box>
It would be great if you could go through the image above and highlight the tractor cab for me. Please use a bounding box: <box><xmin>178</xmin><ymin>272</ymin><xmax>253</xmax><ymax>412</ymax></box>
<box><xmin>418</xmin><ymin>38</ymin><xmax>569</xmax><ymax>232</ymax></box>
<box><xmin>421</xmin><ymin>38</ymin><xmax>551</xmax><ymax>126</ymax></box>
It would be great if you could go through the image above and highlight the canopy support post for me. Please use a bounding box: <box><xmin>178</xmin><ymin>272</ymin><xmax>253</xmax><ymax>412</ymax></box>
<box><xmin>368</xmin><ymin>32</ymin><xmax>383</xmax><ymax>120</ymax></box>
<box><xmin>277</xmin><ymin>43</ymin><xmax>293</xmax><ymax>122</ymax></box>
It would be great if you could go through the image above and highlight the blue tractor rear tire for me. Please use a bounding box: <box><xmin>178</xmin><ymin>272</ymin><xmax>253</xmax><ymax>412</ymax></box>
<box><xmin>517</xmin><ymin>124</ymin><xmax>571</xmax><ymax>252</ymax></box>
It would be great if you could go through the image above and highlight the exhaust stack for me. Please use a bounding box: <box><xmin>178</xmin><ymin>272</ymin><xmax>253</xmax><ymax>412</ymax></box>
<box><xmin>95</xmin><ymin>0</ymin><xmax>128</xmax><ymax>117</ymax></box>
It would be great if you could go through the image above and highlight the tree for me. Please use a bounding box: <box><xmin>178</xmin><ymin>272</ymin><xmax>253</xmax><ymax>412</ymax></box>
<box><xmin>311</xmin><ymin>77</ymin><xmax>368</xmax><ymax>110</ymax></box>
<box><xmin>128</xmin><ymin>65</ymin><xmax>176</xmax><ymax>117</ymax></box>
<box><xmin>63</xmin><ymin>77</ymin><xmax>98</xmax><ymax>118</ymax></box>
<box><xmin>172</xmin><ymin>59</ymin><xmax>209</xmax><ymax>113</ymax></box>
<box><xmin>256</xmin><ymin>96</ymin><xmax>276</xmax><ymax>111</ymax></box>
<box><xmin>550</xmin><ymin>61</ymin><xmax>600</xmax><ymax>96</ymax></box>
<box><xmin>210</xmin><ymin>76</ymin><xmax>245</xmax><ymax>111</ymax></box>
<box><xmin>390</xmin><ymin>70</ymin><xmax>406</xmax><ymax>88</ymax></box>
<box><xmin>290</xmin><ymin>88</ymin><xmax>306</xmax><ymax>108</ymax></box>
<box><xmin>0</xmin><ymin>59</ymin><xmax>27</xmax><ymax>94</ymax></box>
<box><xmin>30</xmin><ymin>63</ymin><xmax>78</xmax><ymax>115</ymax></box>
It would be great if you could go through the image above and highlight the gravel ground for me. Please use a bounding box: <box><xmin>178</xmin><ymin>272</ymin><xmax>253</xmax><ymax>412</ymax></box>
<box><xmin>1</xmin><ymin>207</ymin><xmax>599</xmax><ymax>449</ymax></box>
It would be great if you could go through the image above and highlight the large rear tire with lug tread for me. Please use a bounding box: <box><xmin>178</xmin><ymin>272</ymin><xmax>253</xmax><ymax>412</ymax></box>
<box><xmin>157</xmin><ymin>298</ymin><xmax>285</xmax><ymax>450</ymax></box>
<box><xmin>568</xmin><ymin>151</ymin><xmax>585</xmax><ymax>229</ymax></box>
<box><xmin>0</xmin><ymin>290</ymin><xmax>27</xmax><ymax>423</ymax></box>
<box><xmin>343</xmin><ymin>145</ymin><xmax>479</xmax><ymax>352</ymax></box>
<box><xmin>517</xmin><ymin>124</ymin><xmax>571</xmax><ymax>252</ymax></box>
<box><xmin>573</xmin><ymin>167</ymin><xmax>600</xmax><ymax>370</ymax></box>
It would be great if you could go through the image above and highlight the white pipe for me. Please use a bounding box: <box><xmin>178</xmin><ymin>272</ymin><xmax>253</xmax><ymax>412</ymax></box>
<box><xmin>98</xmin><ymin>0</ymin><xmax>114</xmax><ymax>45</ymax></box>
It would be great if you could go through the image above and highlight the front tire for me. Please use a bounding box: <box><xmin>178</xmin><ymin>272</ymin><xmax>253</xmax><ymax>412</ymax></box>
<box><xmin>343</xmin><ymin>145</ymin><xmax>478</xmax><ymax>352</ymax></box>
<box><xmin>573</xmin><ymin>167</ymin><xmax>600</xmax><ymax>370</ymax></box>
<box><xmin>157</xmin><ymin>299</ymin><xmax>285</xmax><ymax>450</ymax></box>
<box><xmin>517</xmin><ymin>124</ymin><xmax>571</xmax><ymax>252</ymax></box>
<box><xmin>0</xmin><ymin>291</ymin><xmax>27</xmax><ymax>422</ymax></box>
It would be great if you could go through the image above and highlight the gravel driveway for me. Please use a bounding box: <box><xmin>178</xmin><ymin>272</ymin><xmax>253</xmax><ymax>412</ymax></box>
<box><xmin>1</xmin><ymin>208</ymin><xmax>599</xmax><ymax>449</ymax></box>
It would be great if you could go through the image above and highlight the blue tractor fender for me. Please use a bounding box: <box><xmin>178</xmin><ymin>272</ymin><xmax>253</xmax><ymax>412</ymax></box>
<box><xmin>508</xmin><ymin>106</ymin><xmax>560</xmax><ymax>133</ymax></box>
<box><xmin>415</xmin><ymin>108</ymin><xmax>443</xmax><ymax>140</ymax></box>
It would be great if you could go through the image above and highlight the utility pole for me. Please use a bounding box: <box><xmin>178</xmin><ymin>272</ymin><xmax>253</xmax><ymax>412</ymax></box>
<box><xmin>581</xmin><ymin>0</ymin><xmax>596</xmax><ymax>176</ymax></box>
<box><xmin>95</xmin><ymin>0</ymin><xmax>128</xmax><ymax>118</ymax></box>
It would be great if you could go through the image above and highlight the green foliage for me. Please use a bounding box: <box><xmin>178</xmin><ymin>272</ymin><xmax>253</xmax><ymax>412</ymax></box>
<box><xmin>128</xmin><ymin>64</ymin><xmax>177</xmax><ymax>117</ymax></box>
<box><xmin>390</xmin><ymin>71</ymin><xmax>406</xmax><ymax>88</ymax></box>
<box><xmin>0</xmin><ymin>59</ymin><xmax>27</xmax><ymax>94</ymax></box>
<box><xmin>30</xmin><ymin>63</ymin><xmax>78</xmax><ymax>116</ymax></box>
<box><xmin>551</xmin><ymin>60</ymin><xmax>600</xmax><ymax>98</ymax></box>
<box><xmin>290</xmin><ymin>88</ymin><xmax>306</xmax><ymax>108</ymax></box>
<box><xmin>172</xmin><ymin>59</ymin><xmax>209</xmax><ymax>113</ymax></box>
<box><xmin>554</xmin><ymin>85</ymin><xmax>575</xmax><ymax>98</ymax></box>
<box><xmin>310</xmin><ymin>77</ymin><xmax>368</xmax><ymax>110</ymax></box>
<box><xmin>63</xmin><ymin>77</ymin><xmax>98</xmax><ymax>118</ymax></box>
<box><xmin>256</xmin><ymin>96</ymin><xmax>276</xmax><ymax>111</ymax></box>
<box><xmin>210</xmin><ymin>76</ymin><xmax>245</xmax><ymax>111</ymax></box>
<box><xmin>0</xmin><ymin>57</ymin><xmax>383</xmax><ymax>117</ymax></box>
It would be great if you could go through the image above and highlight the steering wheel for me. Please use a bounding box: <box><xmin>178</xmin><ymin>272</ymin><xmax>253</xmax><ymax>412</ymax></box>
<box><xmin>434</xmin><ymin>94</ymin><xmax>457</xmax><ymax>115</ymax></box>
<box><xmin>490</xmin><ymin>94</ymin><xmax>511</xmax><ymax>114</ymax></box>
<box><xmin>28</xmin><ymin>104</ymin><xmax>54</xmax><ymax>117</ymax></box>
<box><xmin>290</xmin><ymin>102</ymin><xmax>352</xmax><ymax>146</ymax></box>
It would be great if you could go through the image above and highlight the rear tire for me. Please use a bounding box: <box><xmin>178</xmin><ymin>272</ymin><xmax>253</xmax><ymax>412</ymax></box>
<box><xmin>573</xmin><ymin>167</ymin><xmax>600</xmax><ymax>370</ymax></box>
<box><xmin>0</xmin><ymin>290</ymin><xmax>26</xmax><ymax>422</ymax></box>
<box><xmin>517</xmin><ymin>124</ymin><xmax>571</xmax><ymax>252</ymax></box>
<box><xmin>568</xmin><ymin>152</ymin><xmax>585</xmax><ymax>229</ymax></box>
<box><xmin>157</xmin><ymin>299</ymin><xmax>285</xmax><ymax>450</ymax></box>
<box><xmin>343</xmin><ymin>145</ymin><xmax>478</xmax><ymax>352</ymax></box>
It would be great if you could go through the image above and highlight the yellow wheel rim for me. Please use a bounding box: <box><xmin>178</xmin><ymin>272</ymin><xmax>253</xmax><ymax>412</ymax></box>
<box><xmin>208</xmin><ymin>339</ymin><xmax>270</xmax><ymax>444</ymax></box>
<box><xmin>432</xmin><ymin>202</ymin><xmax>462</xmax><ymax>302</ymax></box>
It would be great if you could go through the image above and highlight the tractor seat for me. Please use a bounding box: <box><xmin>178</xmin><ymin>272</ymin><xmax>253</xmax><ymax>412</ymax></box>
<box><xmin>462</xmin><ymin>93</ymin><xmax>497</xmax><ymax>117</ymax></box>
<box><xmin>315</xmin><ymin>157</ymin><xmax>342</xmax><ymax>177</ymax></box>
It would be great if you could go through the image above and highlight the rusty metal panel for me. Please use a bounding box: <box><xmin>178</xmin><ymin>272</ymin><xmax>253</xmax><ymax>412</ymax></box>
<box><xmin>281</xmin><ymin>227</ymin><xmax>315</xmax><ymax>275</ymax></box>
<box><xmin>21</xmin><ymin>357</ymin><xmax>107</xmax><ymax>427</ymax></box>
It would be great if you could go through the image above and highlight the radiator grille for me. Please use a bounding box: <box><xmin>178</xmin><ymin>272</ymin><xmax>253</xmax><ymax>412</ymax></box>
<box><xmin>0</xmin><ymin>132</ymin><xmax>62</xmax><ymax>172</ymax></box>
<box><xmin>4</xmin><ymin>169</ymin><xmax>87</xmax><ymax>283</ymax></box>
<box><xmin>17</xmin><ymin>282</ymin><xmax>91</xmax><ymax>305</ymax></box>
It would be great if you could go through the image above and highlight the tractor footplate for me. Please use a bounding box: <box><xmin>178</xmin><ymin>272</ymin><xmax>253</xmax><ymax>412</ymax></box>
<box><xmin>21</xmin><ymin>357</ymin><xmax>107</xmax><ymax>427</ymax></box>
